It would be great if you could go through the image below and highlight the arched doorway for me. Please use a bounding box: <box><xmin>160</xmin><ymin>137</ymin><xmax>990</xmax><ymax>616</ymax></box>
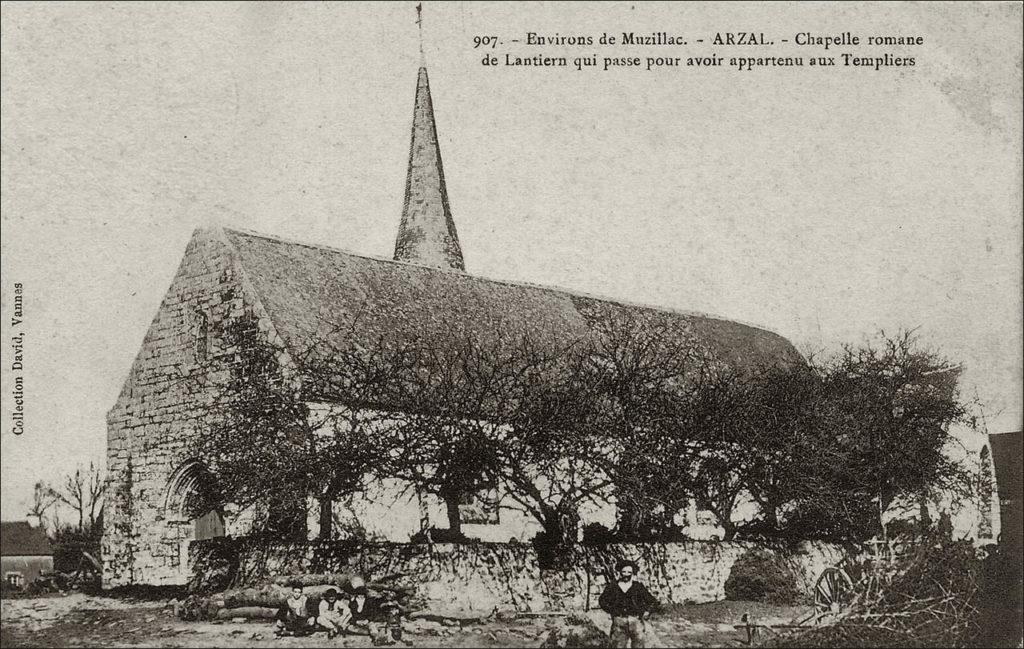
<box><xmin>165</xmin><ymin>460</ymin><xmax>225</xmax><ymax>578</ymax></box>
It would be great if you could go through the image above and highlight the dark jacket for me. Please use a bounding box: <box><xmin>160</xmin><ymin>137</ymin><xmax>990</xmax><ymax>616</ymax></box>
<box><xmin>598</xmin><ymin>581</ymin><xmax>661</xmax><ymax>617</ymax></box>
<box><xmin>349</xmin><ymin>596</ymin><xmax>383</xmax><ymax>622</ymax></box>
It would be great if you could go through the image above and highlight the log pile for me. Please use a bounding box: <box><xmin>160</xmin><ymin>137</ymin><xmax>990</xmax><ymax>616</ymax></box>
<box><xmin>214</xmin><ymin>606</ymin><xmax>278</xmax><ymax>621</ymax></box>
<box><xmin>268</xmin><ymin>573</ymin><xmax>407</xmax><ymax>588</ymax></box>
<box><xmin>177</xmin><ymin>572</ymin><xmax>417</xmax><ymax>622</ymax></box>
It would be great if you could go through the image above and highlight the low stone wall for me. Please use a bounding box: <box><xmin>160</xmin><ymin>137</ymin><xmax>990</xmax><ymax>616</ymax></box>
<box><xmin>580</xmin><ymin>541</ymin><xmax>845</xmax><ymax>609</ymax></box>
<box><xmin>191</xmin><ymin>539</ymin><xmax>845</xmax><ymax>612</ymax></box>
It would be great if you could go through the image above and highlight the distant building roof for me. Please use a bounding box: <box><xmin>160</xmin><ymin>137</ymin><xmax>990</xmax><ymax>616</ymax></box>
<box><xmin>0</xmin><ymin>521</ymin><xmax>53</xmax><ymax>556</ymax></box>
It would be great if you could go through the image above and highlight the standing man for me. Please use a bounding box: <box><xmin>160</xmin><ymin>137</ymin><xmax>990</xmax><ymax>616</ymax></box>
<box><xmin>598</xmin><ymin>559</ymin><xmax>661</xmax><ymax>648</ymax></box>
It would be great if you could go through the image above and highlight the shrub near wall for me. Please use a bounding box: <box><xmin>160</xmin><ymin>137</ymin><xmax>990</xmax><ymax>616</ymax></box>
<box><xmin>723</xmin><ymin>548</ymin><xmax>803</xmax><ymax>604</ymax></box>
<box><xmin>187</xmin><ymin>537</ymin><xmax>240</xmax><ymax>593</ymax></box>
<box><xmin>190</xmin><ymin>539</ymin><xmax>845</xmax><ymax>612</ymax></box>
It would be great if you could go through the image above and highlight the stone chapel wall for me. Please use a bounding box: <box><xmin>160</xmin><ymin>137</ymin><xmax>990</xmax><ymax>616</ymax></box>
<box><xmin>103</xmin><ymin>229</ymin><xmax>284</xmax><ymax>587</ymax></box>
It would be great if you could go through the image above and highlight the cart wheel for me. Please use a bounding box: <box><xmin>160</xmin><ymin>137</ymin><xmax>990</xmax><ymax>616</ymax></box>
<box><xmin>814</xmin><ymin>567</ymin><xmax>854</xmax><ymax>614</ymax></box>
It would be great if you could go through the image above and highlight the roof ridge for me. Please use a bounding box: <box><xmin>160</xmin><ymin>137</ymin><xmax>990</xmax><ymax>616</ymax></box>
<box><xmin>221</xmin><ymin>227</ymin><xmax>792</xmax><ymax>340</ymax></box>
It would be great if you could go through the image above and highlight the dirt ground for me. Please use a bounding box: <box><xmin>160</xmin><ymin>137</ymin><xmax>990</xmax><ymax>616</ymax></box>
<box><xmin>0</xmin><ymin>592</ymin><xmax>813</xmax><ymax>647</ymax></box>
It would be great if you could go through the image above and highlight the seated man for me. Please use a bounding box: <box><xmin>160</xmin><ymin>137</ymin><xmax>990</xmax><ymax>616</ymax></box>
<box><xmin>317</xmin><ymin>588</ymin><xmax>353</xmax><ymax>639</ymax></box>
<box><xmin>274</xmin><ymin>582</ymin><xmax>316</xmax><ymax>637</ymax></box>
<box><xmin>349</xmin><ymin>585</ymin><xmax>403</xmax><ymax>645</ymax></box>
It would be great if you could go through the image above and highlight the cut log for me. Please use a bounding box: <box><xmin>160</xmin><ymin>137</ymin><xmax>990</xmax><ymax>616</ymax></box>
<box><xmin>215</xmin><ymin>607</ymin><xmax>278</xmax><ymax>621</ymax></box>
<box><xmin>222</xmin><ymin>585</ymin><xmax>329</xmax><ymax>609</ymax></box>
<box><xmin>219</xmin><ymin>583</ymin><xmax>412</xmax><ymax>610</ymax></box>
<box><xmin>269</xmin><ymin>573</ymin><xmax>361</xmax><ymax>587</ymax></box>
<box><xmin>370</xmin><ymin>572</ymin><xmax>408</xmax><ymax>584</ymax></box>
<box><xmin>407</xmin><ymin>609</ymin><xmax>493</xmax><ymax>625</ymax></box>
<box><xmin>268</xmin><ymin>573</ymin><xmax>414</xmax><ymax>596</ymax></box>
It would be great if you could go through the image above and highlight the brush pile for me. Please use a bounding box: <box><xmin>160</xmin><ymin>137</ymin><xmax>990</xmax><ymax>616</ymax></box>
<box><xmin>772</xmin><ymin>535</ymin><xmax>986</xmax><ymax>648</ymax></box>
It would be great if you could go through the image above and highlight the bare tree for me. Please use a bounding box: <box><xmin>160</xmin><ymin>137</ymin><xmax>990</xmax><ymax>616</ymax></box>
<box><xmin>320</xmin><ymin>329</ymin><xmax>503</xmax><ymax>538</ymax></box>
<box><xmin>492</xmin><ymin>339</ymin><xmax>612</xmax><ymax>558</ymax></box>
<box><xmin>47</xmin><ymin>462</ymin><xmax>106</xmax><ymax>533</ymax></box>
<box><xmin>675</xmin><ymin>368</ymin><xmax>756</xmax><ymax>541</ymax></box>
<box><xmin>312</xmin><ymin>316</ymin><xmax>614</xmax><ymax>555</ymax></box>
<box><xmin>188</xmin><ymin>314</ymin><xmax>384</xmax><ymax>540</ymax></box>
<box><xmin>27</xmin><ymin>480</ymin><xmax>58</xmax><ymax>533</ymax></box>
<box><xmin>736</xmin><ymin>362</ymin><xmax>824</xmax><ymax>531</ymax></box>
<box><xmin>792</xmin><ymin>330</ymin><xmax>976</xmax><ymax>541</ymax></box>
<box><xmin>186</xmin><ymin>296</ymin><xmax>976</xmax><ymax>553</ymax></box>
<box><xmin>578</xmin><ymin>306</ymin><xmax>715</xmax><ymax>539</ymax></box>
<box><xmin>330</xmin><ymin>322</ymin><xmax>610</xmax><ymax>550</ymax></box>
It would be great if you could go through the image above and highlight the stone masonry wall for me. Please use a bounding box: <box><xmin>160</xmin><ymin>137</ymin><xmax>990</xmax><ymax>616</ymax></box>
<box><xmin>103</xmin><ymin>228</ymin><xmax>288</xmax><ymax>587</ymax></box>
<box><xmin>198</xmin><ymin>539</ymin><xmax>845</xmax><ymax>612</ymax></box>
<box><xmin>577</xmin><ymin>541</ymin><xmax>844</xmax><ymax>610</ymax></box>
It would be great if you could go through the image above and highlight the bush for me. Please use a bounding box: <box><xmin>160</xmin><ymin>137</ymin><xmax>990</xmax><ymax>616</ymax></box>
<box><xmin>105</xmin><ymin>584</ymin><xmax>188</xmax><ymax>600</ymax></box>
<box><xmin>778</xmin><ymin>499</ymin><xmax>880</xmax><ymax>544</ymax></box>
<box><xmin>581</xmin><ymin>521</ymin><xmax>690</xmax><ymax>546</ymax></box>
<box><xmin>187</xmin><ymin>537</ymin><xmax>239</xmax><ymax>594</ymax></box>
<box><xmin>724</xmin><ymin>549</ymin><xmax>802</xmax><ymax>605</ymax></box>
<box><xmin>309</xmin><ymin>539</ymin><xmax>362</xmax><ymax>573</ymax></box>
<box><xmin>582</xmin><ymin>523</ymin><xmax>617</xmax><ymax>546</ymax></box>
<box><xmin>408</xmin><ymin>527</ymin><xmax>470</xmax><ymax>544</ymax></box>
<box><xmin>51</xmin><ymin>525</ymin><xmax>103</xmax><ymax>574</ymax></box>
<box><xmin>530</xmin><ymin>530</ymin><xmax>581</xmax><ymax>569</ymax></box>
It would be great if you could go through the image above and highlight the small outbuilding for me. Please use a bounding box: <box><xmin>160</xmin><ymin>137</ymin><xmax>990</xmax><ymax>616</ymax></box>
<box><xmin>1</xmin><ymin>521</ymin><xmax>54</xmax><ymax>589</ymax></box>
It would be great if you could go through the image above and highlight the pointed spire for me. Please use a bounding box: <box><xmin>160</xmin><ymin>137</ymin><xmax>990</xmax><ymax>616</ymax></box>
<box><xmin>394</xmin><ymin>67</ymin><xmax>466</xmax><ymax>272</ymax></box>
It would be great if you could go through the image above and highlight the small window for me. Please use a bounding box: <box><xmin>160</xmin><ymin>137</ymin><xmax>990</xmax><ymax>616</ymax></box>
<box><xmin>459</xmin><ymin>486</ymin><xmax>500</xmax><ymax>525</ymax></box>
<box><xmin>5</xmin><ymin>572</ymin><xmax>24</xmax><ymax>588</ymax></box>
<box><xmin>193</xmin><ymin>310</ymin><xmax>209</xmax><ymax>363</ymax></box>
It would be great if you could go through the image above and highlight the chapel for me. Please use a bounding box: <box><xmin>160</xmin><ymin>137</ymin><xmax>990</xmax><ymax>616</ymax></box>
<box><xmin>102</xmin><ymin>66</ymin><xmax>801</xmax><ymax>586</ymax></box>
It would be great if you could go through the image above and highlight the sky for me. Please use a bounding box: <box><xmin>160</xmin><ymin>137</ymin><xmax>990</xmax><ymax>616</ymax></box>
<box><xmin>1</xmin><ymin>2</ymin><xmax>1021</xmax><ymax>519</ymax></box>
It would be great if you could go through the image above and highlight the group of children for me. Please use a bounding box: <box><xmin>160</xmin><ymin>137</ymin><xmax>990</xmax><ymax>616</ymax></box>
<box><xmin>274</xmin><ymin>577</ymin><xmax>403</xmax><ymax>644</ymax></box>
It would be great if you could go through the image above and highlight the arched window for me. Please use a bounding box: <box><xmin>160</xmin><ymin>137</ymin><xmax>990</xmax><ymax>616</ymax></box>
<box><xmin>978</xmin><ymin>446</ymin><xmax>994</xmax><ymax>539</ymax></box>
<box><xmin>192</xmin><ymin>310</ymin><xmax>209</xmax><ymax>364</ymax></box>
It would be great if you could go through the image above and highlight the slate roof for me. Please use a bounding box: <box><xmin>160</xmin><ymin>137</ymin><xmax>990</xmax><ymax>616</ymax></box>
<box><xmin>0</xmin><ymin>521</ymin><xmax>52</xmax><ymax>556</ymax></box>
<box><xmin>223</xmin><ymin>228</ymin><xmax>803</xmax><ymax>395</ymax></box>
<box><xmin>394</xmin><ymin>67</ymin><xmax>465</xmax><ymax>271</ymax></box>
